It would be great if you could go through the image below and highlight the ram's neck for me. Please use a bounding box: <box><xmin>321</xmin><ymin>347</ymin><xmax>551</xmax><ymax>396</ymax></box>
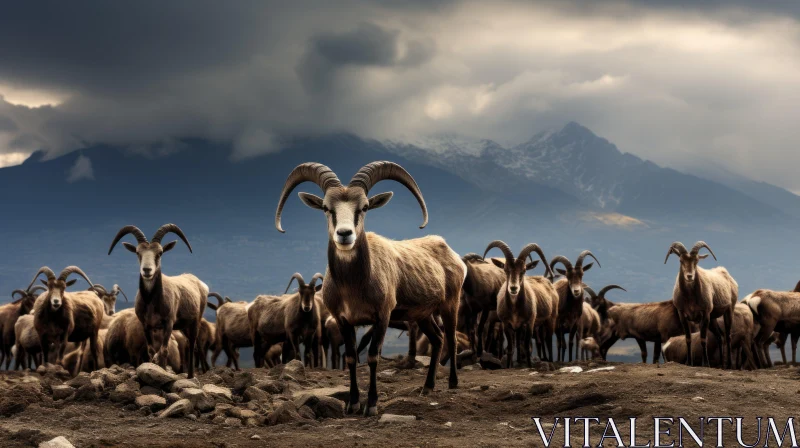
<box><xmin>327</xmin><ymin>235</ymin><xmax>371</xmax><ymax>287</ymax></box>
<box><xmin>139</xmin><ymin>271</ymin><xmax>164</xmax><ymax>302</ymax></box>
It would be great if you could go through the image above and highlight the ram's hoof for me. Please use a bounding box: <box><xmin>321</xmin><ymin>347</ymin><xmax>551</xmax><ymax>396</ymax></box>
<box><xmin>363</xmin><ymin>406</ymin><xmax>378</xmax><ymax>417</ymax></box>
<box><xmin>346</xmin><ymin>402</ymin><xmax>361</xmax><ymax>414</ymax></box>
<box><xmin>420</xmin><ymin>387</ymin><xmax>433</xmax><ymax>396</ymax></box>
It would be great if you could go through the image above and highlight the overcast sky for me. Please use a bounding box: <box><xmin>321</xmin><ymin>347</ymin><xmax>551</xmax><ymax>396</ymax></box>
<box><xmin>1</xmin><ymin>1</ymin><xmax>799</xmax><ymax>190</ymax></box>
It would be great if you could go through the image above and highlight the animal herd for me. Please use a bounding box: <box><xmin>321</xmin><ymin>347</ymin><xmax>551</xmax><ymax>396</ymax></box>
<box><xmin>0</xmin><ymin>161</ymin><xmax>798</xmax><ymax>417</ymax></box>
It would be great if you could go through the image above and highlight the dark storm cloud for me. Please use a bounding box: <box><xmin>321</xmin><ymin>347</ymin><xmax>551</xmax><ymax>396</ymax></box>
<box><xmin>0</xmin><ymin>0</ymin><xmax>799</xmax><ymax>191</ymax></box>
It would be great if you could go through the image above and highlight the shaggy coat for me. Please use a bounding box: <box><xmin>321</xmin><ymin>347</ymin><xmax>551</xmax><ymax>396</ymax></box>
<box><xmin>13</xmin><ymin>314</ymin><xmax>42</xmax><ymax>370</ymax></box>
<box><xmin>551</xmin><ymin>251</ymin><xmax>600</xmax><ymax>362</ymax></box>
<box><xmin>461</xmin><ymin>255</ymin><xmax>506</xmax><ymax>357</ymax></box>
<box><xmin>663</xmin><ymin>305</ymin><xmax>755</xmax><ymax>369</ymax></box>
<box><xmin>742</xmin><ymin>289</ymin><xmax>800</xmax><ymax>367</ymax></box>
<box><xmin>212</xmin><ymin>300</ymin><xmax>251</xmax><ymax>370</ymax></box>
<box><xmin>601</xmin><ymin>300</ymin><xmax>684</xmax><ymax>364</ymax></box>
<box><xmin>0</xmin><ymin>288</ymin><xmax>42</xmax><ymax>369</ymax></box>
<box><xmin>104</xmin><ymin>309</ymin><xmax>183</xmax><ymax>371</ymax></box>
<box><xmin>248</xmin><ymin>288</ymin><xmax>321</xmax><ymax>368</ymax></box>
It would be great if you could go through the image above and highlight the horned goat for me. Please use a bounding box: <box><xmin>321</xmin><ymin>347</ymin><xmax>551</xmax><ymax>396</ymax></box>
<box><xmin>551</xmin><ymin>251</ymin><xmax>601</xmax><ymax>362</ymax></box>
<box><xmin>665</xmin><ymin>241</ymin><xmax>738</xmax><ymax>368</ymax></box>
<box><xmin>108</xmin><ymin>223</ymin><xmax>209</xmax><ymax>378</ymax></box>
<box><xmin>208</xmin><ymin>294</ymin><xmax>252</xmax><ymax>370</ymax></box>
<box><xmin>584</xmin><ymin>284</ymin><xmax>626</xmax><ymax>359</ymax></box>
<box><xmin>742</xmin><ymin>287</ymin><xmax>800</xmax><ymax>368</ymax></box>
<box><xmin>13</xmin><ymin>314</ymin><xmax>43</xmax><ymax>369</ymax></box>
<box><xmin>599</xmin><ymin>298</ymin><xmax>682</xmax><ymax>364</ymax></box>
<box><xmin>275</xmin><ymin>161</ymin><xmax>466</xmax><ymax>416</ymax></box>
<box><xmin>0</xmin><ymin>286</ymin><xmax>44</xmax><ymax>369</ymax></box>
<box><xmin>460</xmin><ymin>253</ymin><xmax>507</xmax><ymax>358</ymax></box>
<box><xmin>483</xmin><ymin>240</ymin><xmax>554</xmax><ymax>368</ymax></box>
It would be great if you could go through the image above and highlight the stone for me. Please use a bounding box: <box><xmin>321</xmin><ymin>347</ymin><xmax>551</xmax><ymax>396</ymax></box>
<box><xmin>136</xmin><ymin>395</ymin><xmax>167</xmax><ymax>412</ymax></box>
<box><xmin>492</xmin><ymin>390</ymin><xmax>525</xmax><ymax>402</ymax></box>
<box><xmin>267</xmin><ymin>401</ymin><xmax>304</xmax><ymax>426</ymax></box>
<box><xmin>379</xmin><ymin>414</ymin><xmax>417</xmax><ymax>423</ymax></box>
<box><xmin>692</xmin><ymin>397</ymin><xmax>705</xmax><ymax>402</ymax></box>
<box><xmin>165</xmin><ymin>393</ymin><xmax>181</xmax><ymax>405</ymax></box>
<box><xmin>136</xmin><ymin>363</ymin><xmax>178</xmax><ymax>388</ymax></box>
<box><xmin>479</xmin><ymin>352</ymin><xmax>504</xmax><ymax>370</ymax></box>
<box><xmin>528</xmin><ymin>383</ymin><xmax>554</xmax><ymax>396</ymax></box>
<box><xmin>38</xmin><ymin>436</ymin><xmax>75</xmax><ymax>448</ymax></box>
<box><xmin>140</xmin><ymin>386</ymin><xmax>162</xmax><ymax>396</ymax></box>
<box><xmin>232</xmin><ymin>371</ymin><xmax>255</xmax><ymax>394</ymax></box>
<box><xmin>110</xmin><ymin>381</ymin><xmax>140</xmax><ymax>404</ymax></box>
<box><xmin>292</xmin><ymin>386</ymin><xmax>349</xmax><ymax>403</ymax></box>
<box><xmin>73</xmin><ymin>384</ymin><xmax>99</xmax><ymax>401</ymax></box>
<box><xmin>414</xmin><ymin>356</ymin><xmax>432</xmax><ymax>367</ymax></box>
<box><xmin>378</xmin><ymin>369</ymin><xmax>397</xmax><ymax>379</ymax></box>
<box><xmin>158</xmin><ymin>399</ymin><xmax>194</xmax><ymax>418</ymax></box>
<box><xmin>65</xmin><ymin>373</ymin><xmax>92</xmax><ymax>389</ymax></box>
<box><xmin>202</xmin><ymin>384</ymin><xmax>232</xmax><ymax>402</ymax></box>
<box><xmin>179</xmin><ymin>388</ymin><xmax>216</xmax><ymax>413</ymax></box>
<box><xmin>586</xmin><ymin>367</ymin><xmax>615</xmax><ymax>373</ymax></box>
<box><xmin>251</xmin><ymin>435</ymin><xmax>262</xmax><ymax>440</ymax></box>
<box><xmin>243</xmin><ymin>386</ymin><xmax>270</xmax><ymax>403</ymax></box>
<box><xmin>51</xmin><ymin>385</ymin><xmax>74</xmax><ymax>401</ymax></box>
<box><xmin>298</xmin><ymin>405</ymin><xmax>316</xmax><ymax>420</ymax></box>
<box><xmin>280</xmin><ymin>359</ymin><xmax>306</xmax><ymax>382</ymax></box>
<box><xmin>558</xmin><ymin>366</ymin><xmax>583</xmax><ymax>374</ymax></box>
<box><xmin>444</xmin><ymin>422</ymin><xmax>453</xmax><ymax>428</ymax></box>
<box><xmin>224</xmin><ymin>417</ymin><xmax>243</xmax><ymax>427</ymax></box>
<box><xmin>170</xmin><ymin>378</ymin><xmax>200</xmax><ymax>393</ymax></box>
<box><xmin>310</xmin><ymin>396</ymin><xmax>344</xmax><ymax>419</ymax></box>
<box><xmin>254</xmin><ymin>380</ymin><xmax>285</xmax><ymax>394</ymax></box>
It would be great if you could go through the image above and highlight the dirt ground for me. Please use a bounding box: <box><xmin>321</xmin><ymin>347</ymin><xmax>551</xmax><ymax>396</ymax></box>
<box><xmin>1</xmin><ymin>358</ymin><xmax>799</xmax><ymax>447</ymax></box>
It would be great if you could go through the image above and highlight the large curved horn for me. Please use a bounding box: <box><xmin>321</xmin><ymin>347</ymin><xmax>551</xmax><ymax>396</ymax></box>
<box><xmin>576</xmin><ymin>250</ymin><xmax>601</xmax><ymax>270</ymax></box>
<box><xmin>58</xmin><ymin>266</ymin><xmax>95</xmax><ymax>289</ymax></box>
<box><xmin>584</xmin><ymin>286</ymin><xmax>598</xmax><ymax>299</ymax></box>
<box><xmin>151</xmin><ymin>223</ymin><xmax>192</xmax><ymax>253</ymax></box>
<box><xmin>349</xmin><ymin>161</ymin><xmax>428</xmax><ymax>229</ymax></box>
<box><xmin>88</xmin><ymin>284</ymin><xmax>108</xmax><ymax>295</ymax></box>
<box><xmin>275</xmin><ymin>162</ymin><xmax>343</xmax><ymax>233</ymax></box>
<box><xmin>549</xmin><ymin>256</ymin><xmax>574</xmax><ymax>273</ymax></box>
<box><xmin>208</xmin><ymin>292</ymin><xmax>225</xmax><ymax>309</ymax></box>
<box><xmin>108</xmin><ymin>225</ymin><xmax>148</xmax><ymax>255</ymax></box>
<box><xmin>113</xmin><ymin>284</ymin><xmax>129</xmax><ymax>302</ymax></box>
<box><xmin>285</xmin><ymin>273</ymin><xmax>306</xmax><ymax>294</ymax></box>
<box><xmin>11</xmin><ymin>290</ymin><xmax>27</xmax><ymax>300</ymax></box>
<box><xmin>689</xmin><ymin>241</ymin><xmax>717</xmax><ymax>261</ymax></box>
<box><xmin>664</xmin><ymin>241</ymin><xmax>688</xmax><ymax>264</ymax></box>
<box><xmin>598</xmin><ymin>285</ymin><xmax>626</xmax><ymax>297</ymax></box>
<box><xmin>517</xmin><ymin>243</ymin><xmax>553</xmax><ymax>278</ymax></box>
<box><xmin>26</xmin><ymin>285</ymin><xmax>46</xmax><ymax>296</ymax></box>
<box><xmin>309</xmin><ymin>273</ymin><xmax>324</xmax><ymax>289</ymax></box>
<box><xmin>462</xmin><ymin>253</ymin><xmax>486</xmax><ymax>264</ymax></box>
<box><xmin>27</xmin><ymin>266</ymin><xmax>56</xmax><ymax>291</ymax></box>
<box><xmin>483</xmin><ymin>240</ymin><xmax>514</xmax><ymax>266</ymax></box>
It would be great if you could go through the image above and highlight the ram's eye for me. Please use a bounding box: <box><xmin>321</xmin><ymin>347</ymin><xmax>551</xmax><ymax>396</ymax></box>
<box><xmin>322</xmin><ymin>206</ymin><xmax>329</xmax><ymax>213</ymax></box>
<box><xmin>361</xmin><ymin>205</ymin><xmax>368</xmax><ymax>212</ymax></box>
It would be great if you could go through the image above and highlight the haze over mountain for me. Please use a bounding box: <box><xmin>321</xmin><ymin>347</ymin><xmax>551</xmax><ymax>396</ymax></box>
<box><xmin>1</xmin><ymin>122</ymin><xmax>798</xmax><ymax>357</ymax></box>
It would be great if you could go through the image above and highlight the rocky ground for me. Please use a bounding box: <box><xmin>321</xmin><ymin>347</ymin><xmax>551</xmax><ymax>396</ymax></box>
<box><xmin>1</xmin><ymin>356</ymin><xmax>799</xmax><ymax>447</ymax></box>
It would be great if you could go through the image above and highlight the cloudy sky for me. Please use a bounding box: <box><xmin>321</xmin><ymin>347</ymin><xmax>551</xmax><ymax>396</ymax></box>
<box><xmin>1</xmin><ymin>1</ymin><xmax>799</xmax><ymax>189</ymax></box>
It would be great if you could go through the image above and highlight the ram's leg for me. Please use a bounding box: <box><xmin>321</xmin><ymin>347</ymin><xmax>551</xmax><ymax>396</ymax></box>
<box><xmin>678</xmin><ymin>313</ymin><xmax>693</xmax><ymax>366</ymax></box>
<box><xmin>476</xmin><ymin>311</ymin><xmax>489</xmax><ymax>358</ymax></box>
<box><xmin>399</xmin><ymin>322</ymin><xmax>418</xmax><ymax>369</ymax></box>
<box><xmin>777</xmin><ymin>332</ymin><xmax>788</xmax><ymax>364</ymax></box>
<box><xmin>184</xmin><ymin>323</ymin><xmax>196</xmax><ymax>379</ymax></box>
<box><xmin>699</xmin><ymin>316</ymin><xmax>710</xmax><ymax>368</ymax></box>
<box><xmin>417</xmin><ymin>315</ymin><xmax>444</xmax><ymax>394</ymax></box>
<box><xmin>338</xmin><ymin>318</ymin><xmax>361</xmax><ymax>415</ymax></box>
<box><xmin>363</xmin><ymin>316</ymin><xmax>390</xmax><ymax>417</ymax></box>
<box><xmin>653</xmin><ymin>341</ymin><xmax>662</xmax><ymax>365</ymax></box>
<box><xmin>504</xmin><ymin>325</ymin><xmax>515</xmax><ymax>369</ymax></box>
<box><xmin>791</xmin><ymin>332</ymin><xmax>800</xmax><ymax>366</ymax></box>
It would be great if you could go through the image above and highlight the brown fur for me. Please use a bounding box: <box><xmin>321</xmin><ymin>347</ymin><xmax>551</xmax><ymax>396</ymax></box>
<box><xmin>0</xmin><ymin>292</ymin><xmax>37</xmax><ymax>369</ymax></box>
<box><xmin>603</xmin><ymin>300</ymin><xmax>683</xmax><ymax>364</ymax></box>
<box><xmin>13</xmin><ymin>314</ymin><xmax>42</xmax><ymax>369</ymax></box>
<box><xmin>742</xmin><ymin>289</ymin><xmax>800</xmax><ymax>367</ymax></box>
<box><xmin>212</xmin><ymin>301</ymin><xmax>251</xmax><ymax>370</ymax></box>
<box><xmin>461</xmin><ymin>257</ymin><xmax>506</xmax><ymax>357</ymax></box>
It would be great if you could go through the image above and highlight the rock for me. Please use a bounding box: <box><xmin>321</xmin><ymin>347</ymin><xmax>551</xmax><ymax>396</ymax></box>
<box><xmin>232</xmin><ymin>371</ymin><xmax>255</xmax><ymax>394</ymax></box>
<box><xmin>379</xmin><ymin>414</ymin><xmax>417</xmax><ymax>423</ymax></box>
<box><xmin>292</xmin><ymin>386</ymin><xmax>349</xmax><ymax>403</ymax></box>
<box><xmin>170</xmin><ymin>378</ymin><xmax>200</xmax><ymax>393</ymax></box>
<box><xmin>531</xmin><ymin>361</ymin><xmax>555</xmax><ymax>371</ymax></box>
<box><xmin>90</xmin><ymin>369</ymin><xmax>126</xmax><ymax>389</ymax></box>
<box><xmin>251</xmin><ymin>435</ymin><xmax>262</xmax><ymax>440</ymax></box>
<box><xmin>224</xmin><ymin>417</ymin><xmax>243</xmax><ymax>427</ymax></box>
<box><xmin>243</xmin><ymin>386</ymin><xmax>270</xmax><ymax>403</ymax></box>
<box><xmin>444</xmin><ymin>422</ymin><xmax>453</xmax><ymax>428</ymax></box>
<box><xmin>136</xmin><ymin>363</ymin><xmax>178</xmax><ymax>388</ymax></box>
<box><xmin>73</xmin><ymin>384</ymin><xmax>99</xmax><ymax>401</ymax></box>
<box><xmin>414</xmin><ymin>356</ymin><xmax>432</xmax><ymax>367</ymax></box>
<box><xmin>255</xmin><ymin>380</ymin><xmax>285</xmax><ymax>394</ymax></box>
<box><xmin>136</xmin><ymin>395</ymin><xmax>167</xmax><ymax>412</ymax></box>
<box><xmin>298</xmin><ymin>405</ymin><xmax>316</xmax><ymax>420</ymax></box>
<box><xmin>479</xmin><ymin>352</ymin><xmax>504</xmax><ymax>370</ymax></box>
<box><xmin>492</xmin><ymin>390</ymin><xmax>525</xmax><ymax>402</ymax></box>
<box><xmin>140</xmin><ymin>385</ymin><xmax>162</xmax><ymax>396</ymax></box>
<box><xmin>51</xmin><ymin>385</ymin><xmax>75</xmax><ymax>401</ymax></box>
<box><xmin>558</xmin><ymin>366</ymin><xmax>583</xmax><ymax>374</ymax></box>
<box><xmin>38</xmin><ymin>436</ymin><xmax>75</xmax><ymax>448</ymax></box>
<box><xmin>202</xmin><ymin>384</ymin><xmax>232</xmax><ymax>402</ymax></box>
<box><xmin>179</xmin><ymin>388</ymin><xmax>216</xmax><ymax>413</ymax></box>
<box><xmin>37</xmin><ymin>364</ymin><xmax>71</xmax><ymax>380</ymax></box>
<box><xmin>692</xmin><ymin>397</ymin><xmax>705</xmax><ymax>402</ymax></box>
<box><xmin>165</xmin><ymin>393</ymin><xmax>181</xmax><ymax>405</ymax></box>
<box><xmin>528</xmin><ymin>383</ymin><xmax>554</xmax><ymax>396</ymax></box>
<box><xmin>378</xmin><ymin>369</ymin><xmax>397</xmax><ymax>379</ymax></box>
<box><xmin>586</xmin><ymin>367</ymin><xmax>615</xmax><ymax>373</ymax></box>
<box><xmin>65</xmin><ymin>373</ymin><xmax>92</xmax><ymax>389</ymax></box>
<box><xmin>280</xmin><ymin>359</ymin><xmax>306</xmax><ymax>382</ymax></box>
<box><xmin>311</xmin><ymin>396</ymin><xmax>345</xmax><ymax>419</ymax></box>
<box><xmin>110</xmin><ymin>381</ymin><xmax>140</xmax><ymax>404</ymax></box>
<box><xmin>158</xmin><ymin>399</ymin><xmax>194</xmax><ymax>418</ymax></box>
<box><xmin>267</xmin><ymin>401</ymin><xmax>304</xmax><ymax>426</ymax></box>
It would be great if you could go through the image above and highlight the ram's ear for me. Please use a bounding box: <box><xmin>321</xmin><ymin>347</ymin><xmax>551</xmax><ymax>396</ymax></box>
<box><xmin>367</xmin><ymin>192</ymin><xmax>393</xmax><ymax>210</ymax></box>
<box><xmin>525</xmin><ymin>260</ymin><xmax>539</xmax><ymax>271</ymax></box>
<box><xmin>491</xmin><ymin>258</ymin><xmax>505</xmax><ymax>269</ymax></box>
<box><xmin>315</xmin><ymin>283</ymin><xmax>323</xmax><ymax>292</ymax></box>
<box><xmin>698</xmin><ymin>254</ymin><xmax>709</xmax><ymax>260</ymax></box>
<box><xmin>40</xmin><ymin>279</ymin><xmax>48</xmax><ymax>286</ymax></box>
<box><xmin>556</xmin><ymin>268</ymin><xmax>567</xmax><ymax>275</ymax></box>
<box><xmin>122</xmin><ymin>242</ymin><xmax>138</xmax><ymax>253</ymax></box>
<box><xmin>298</xmin><ymin>192</ymin><xmax>324</xmax><ymax>210</ymax></box>
<box><xmin>162</xmin><ymin>241</ymin><xmax>177</xmax><ymax>253</ymax></box>
<box><xmin>582</xmin><ymin>263</ymin><xmax>594</xmax><ymax>272</ymax></box>
<box><xmin>66</xmin><ymin>279</ymin><xmax>77</xmax><ymax>287</ymax></box>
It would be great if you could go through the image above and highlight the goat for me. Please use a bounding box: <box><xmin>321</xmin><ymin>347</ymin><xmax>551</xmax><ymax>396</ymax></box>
<box><xmin>13</xmin><ymin>314</ymin><xmax>43</xmax><ymax>370</ymax></box>
<box><xmin>578</xmin><ymin>302</ymin><xmax>601</xmax><ymax>361</ymax></box>
<box><xmin>551</xmin><ymin>251</ymin><xmax>601</xmax><ymax>362</ymax></box>
<box><xmin>460</xmin><ymin>253</ymin><xmax>507</xmax><ymax>358</ymax></box>
<box><xmin>0</xmin><ymin>286</ymin><xmax>44</xmax><ymax>369</ymax></box>
<box><xmin>665</xmin><ymin>241</ymin><xmax>738</xmax><ymax>368</ymax></box>
<box><xmin>742</xmin><ymin>288</ymin><xmax>800</xmax><ymax>368</ymax></box>
<box><xmin>483</xmin><ymin>240</ymin><xmax>554</xmax><ymax>368</ymax></box>
<box><xmin>208</xmin><ymin>294</ymin><xmax>252</xmax><ymax>370</ymax></box>
<box><xmin>599</xmin><ymin>298</ymin><xmax>683</xmax><ymax>364</ymax></box>
<box><xmin>108</xmin><ymin>223</ymin><xmax>209</xmax><ymax>378</ymax></box>
<box><xmin>584</xmin><ymin>285</ymin><xmax>626</xmax><ymax>359</ymax></box>
<box><xmin>275</xmin><ymin>161</ymin><xmax>466</xmax><ymax>416</ymax></box>
<box><xmin>248</xmin><ymin>273</ymin><xmax>323</xmax><ymax>368</ymax></box>
<box><xmin>104</xmin><ymin>308</ymin><xmax>183</xmax><ymax>371</ymax></box>
<box><xmin>194</xmin><ymin>318</ymin><xmax>215</xmax><ymax>373</ymax></box>
<box><xmin>28</xmin><ymin>266</ymin><xmax>104</xmax><ymax>374</ymax></box>
<box><xmin>62</xmin><ymin>329</ymin><xmax>109</xmax><ymax>373</ymax></box>
<box><xmin>579</xmin><ymin>337</ymin><xmax>601</xmax><ymax>360</ymax></box>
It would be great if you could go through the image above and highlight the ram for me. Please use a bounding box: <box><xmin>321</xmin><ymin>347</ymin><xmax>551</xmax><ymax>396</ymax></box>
<box><xmin>460</xmin><ymin>253</ymin><xmax>507</xmax><ymax>358</ymax></box>
<box><xmin>0</xmin><ymin>286</ymin><xmax>44</xmax><ymax>369</ymax></box>
<box><xmin>665</xmin><ymin>241</ymin><xmax>738</xmax><ymax>368</ymax></box>
<box><xmin>584</xmin><ymin>285</ymin><xmax>626</xmax><ymax>359</ymax></box>
<box><xmin>108</xmin><ymin>224</ymin><xmax>209</xmax><ymax>378</ymax></box>
<box><xmin>275</xmin><ymin>161</ymin><xmax>466</xmax><ymax>416</ymax></box>
<box><xmin>13</xmin><ymin>314</ymin><xmax>43</xmax><ymax>370</ymax></box>
<box><xmin>742</xmin><ymin>288</ymin><xmax>800</xmax><ymax>368</ymax></box>
<box><xmin>483</xmin><ymin>240</ymin><xmax>554</xmax><ymax>368</ymax></box>
<box><xmin>28</xmin><ymin>266</ymin><xmax>104</xmax><ymax>374</ymax></box>
<box><xmin>550</xmin><ymin>251</ymin><xmax>601</xmax><ymax>362</ymax></box>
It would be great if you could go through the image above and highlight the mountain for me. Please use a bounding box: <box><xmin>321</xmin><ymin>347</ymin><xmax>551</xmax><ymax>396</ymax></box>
<box><xmin>1</xmin><ymin>124</ymin><xmax>799</xmax><ymax>318</ymax></box>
